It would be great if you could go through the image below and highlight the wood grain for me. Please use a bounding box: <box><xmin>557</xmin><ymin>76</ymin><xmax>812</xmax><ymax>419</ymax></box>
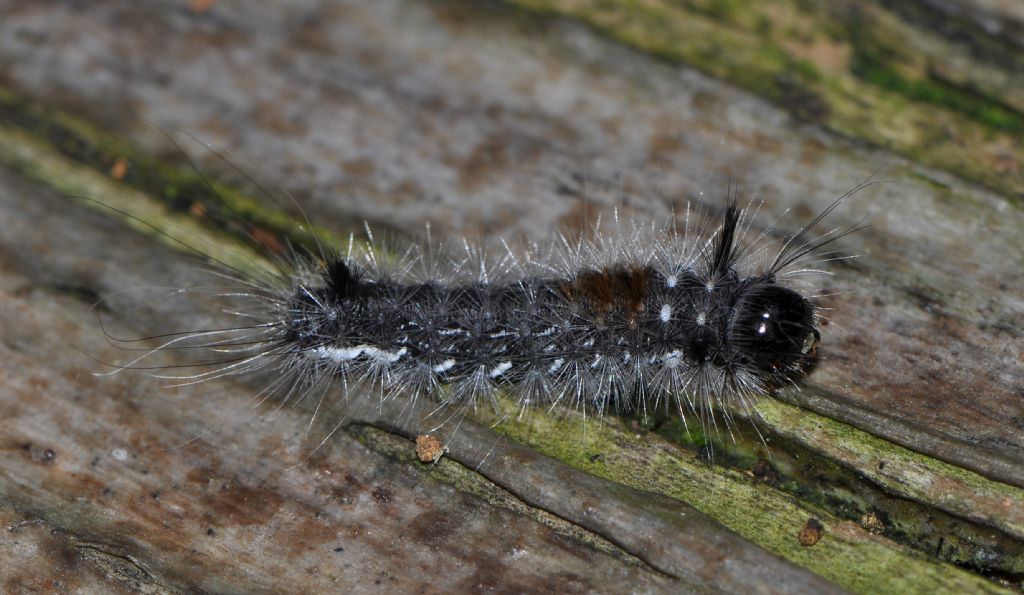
<box><xmin>0</xmin><ymin>0</ymin><xmax>1020</xmax><ymax>592</ymax></box>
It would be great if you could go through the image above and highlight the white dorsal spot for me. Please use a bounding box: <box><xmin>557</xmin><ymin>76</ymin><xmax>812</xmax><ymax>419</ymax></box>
<box><xmin>662</xmin><ymin>350</ymin><xmax>682</xmax><ymax>368</ymax></box>
<box><xmin>659</xmin><ymin>303</ymin><xmax>672</xmax><ymax>323</ymax></box>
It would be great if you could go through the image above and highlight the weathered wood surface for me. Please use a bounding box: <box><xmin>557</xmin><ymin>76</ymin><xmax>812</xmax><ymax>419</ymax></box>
<box><xmin>0</xmin><ymin>0</ymin><xmax>1021</xmax><ymax>592</ymax></box>
<box><xmin>1</xmin><ymin>165</ymin><xmax>838</xmax><ymax>593</ymax></box>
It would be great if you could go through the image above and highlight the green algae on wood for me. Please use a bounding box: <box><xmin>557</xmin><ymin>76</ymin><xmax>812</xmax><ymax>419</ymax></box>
<box><xmin>0</xmin><ymin>123</ymin><xmax>275</xmax><ymax>283</ymax></box>
<box><xmin>2</xmin><ymin>83</ymin><xmax>1017</xmax><ymax>592</ymax></box>
<box><xmin>754</xmin><ymin>398</ymin><xmax>1024</xmax><ymax>577</ymax></box>
<box><xmin>0</xmin><ymin>86</ymin><xmax>342</xmax><ymax>258</ymax></box>
<box><xmin>757</xmin><ymin>398</ymin><xmax>1024</xmax><ymax>542</ymax></box>
<box><xmin>505</xmin><ymin>0</ymin><xmax>1023</xmax><ymax>199</ymax></box>
<box><xmin>475</xmin><ymin>402</ymin><xmax>1013</xmax><ymax>594</ymax></box>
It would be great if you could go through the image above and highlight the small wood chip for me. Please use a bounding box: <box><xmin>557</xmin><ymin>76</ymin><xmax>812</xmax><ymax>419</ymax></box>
<box><xmin>415</xmin><ymin>434</ymin><xmax>445</xmax><ymax>463</ymax></box>
<box><xmin>799</xmin><ymin>518</ymin><xmax>824</xmax><ymax>546</ymax></box>
<box><xmin>860</xmin><ymin>512</ymin><xmax>885</xmax><ymax>535</ymax></box>
<box><xmin>109</xmin><ymin>157</ymin><xmax>128</xmax><ymax>180</ymax></box>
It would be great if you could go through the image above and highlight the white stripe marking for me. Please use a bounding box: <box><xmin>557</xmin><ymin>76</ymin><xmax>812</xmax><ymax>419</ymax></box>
<box><xmin>314</xmin><ymin>346</ymin><xmax>364</xmax><ymax>362</ymax></box>
<box><xmin>489</xmin><ymin>361</ymin><xmax>513</xmax><ymax>378</ymax></box>
<box><xmin>314</xmin><ymin>345</ymin><xmax>408</xmax><ymax>364</ymax></box>
<box><xmin>432</xmin><ymin>359</ymin><xmax>456</xmax><ymax>374</ymax></box>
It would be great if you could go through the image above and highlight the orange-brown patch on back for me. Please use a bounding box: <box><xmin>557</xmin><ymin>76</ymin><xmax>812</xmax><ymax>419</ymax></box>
<box><xmin>562</xmin><ymin>265</ymin><xmax>654</xmax><ymax>325</ymax></box>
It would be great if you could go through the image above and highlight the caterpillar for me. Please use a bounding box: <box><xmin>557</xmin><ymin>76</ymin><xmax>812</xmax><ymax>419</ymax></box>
<box><xmin>100</xmin><ymin>175</ymin><xmax>865</xmax><ymax>443</ymax></box>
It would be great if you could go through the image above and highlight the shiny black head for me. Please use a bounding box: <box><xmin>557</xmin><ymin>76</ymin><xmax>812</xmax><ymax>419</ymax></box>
<box><xmin>728</xmin><ymin>283</ymin><xmax>819</xmax><ymax>380</ymax></box>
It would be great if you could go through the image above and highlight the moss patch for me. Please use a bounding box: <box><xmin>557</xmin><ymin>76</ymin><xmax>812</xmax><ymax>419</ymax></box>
<box><xmin>503</xmin><ymin>0</ymin><xmax>1023</xmax><ymax>198</ymax></box>
<box><xmin>474</xmin><ymin>401</ymin><xmax>1011</xmax><ymax>593</ymax></box>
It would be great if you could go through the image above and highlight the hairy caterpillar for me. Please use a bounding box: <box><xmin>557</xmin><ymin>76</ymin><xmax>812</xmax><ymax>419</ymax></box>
<box><xmin>99</xmin><ymin>172</ymin><xmax>865</xmax><ymax>445</ymax></box>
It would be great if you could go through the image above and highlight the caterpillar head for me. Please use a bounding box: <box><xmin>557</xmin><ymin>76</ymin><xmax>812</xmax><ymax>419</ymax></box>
<box><xmin>727</xmin><ymin>282</ymin><xmax>820</xmax><ymax>382</ymax></box>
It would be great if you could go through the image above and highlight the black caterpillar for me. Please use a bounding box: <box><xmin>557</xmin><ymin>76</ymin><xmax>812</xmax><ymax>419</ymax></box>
<box><xmin>129</xmin><ymin>191</ymin><xmax>858</xmax><ymax>434</ymax></box>
<box><xmin>286</xmin><ymin>206</ymin><xmax>819</xmax><ymax>413</ymax></box>
<box><xmin>103</xmin><ymin>177</ymin><xmax>863</xmax><ymax>439</ymax></box>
